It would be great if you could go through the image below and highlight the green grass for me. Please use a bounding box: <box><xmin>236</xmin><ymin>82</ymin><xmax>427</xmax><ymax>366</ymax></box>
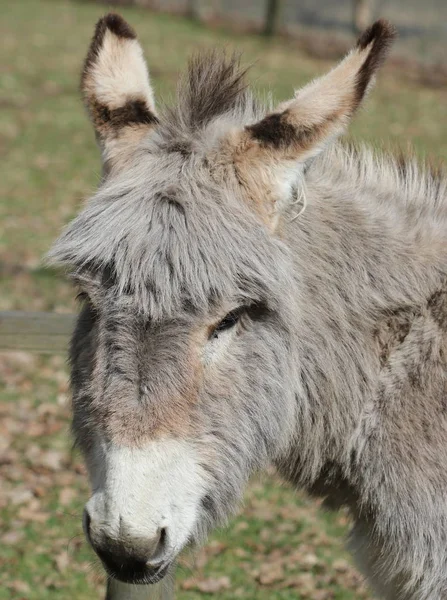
<box><xmin>1</xmin><ymin>0</ymin><xmax>446</xmax><ymax>598</ymax></box>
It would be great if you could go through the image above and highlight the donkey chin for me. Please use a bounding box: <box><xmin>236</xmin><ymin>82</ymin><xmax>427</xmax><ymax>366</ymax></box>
<box><xmin>82</xmin><ymin>439</ymin><xmax>209</xmax><ymax>585</ymax></box>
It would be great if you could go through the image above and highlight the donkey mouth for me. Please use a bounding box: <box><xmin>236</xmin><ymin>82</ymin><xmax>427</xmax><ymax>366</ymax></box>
<box><xmin>105</xmin><ymin>562</ymin><xmax>170</xmax><ymax>585</ymax></box>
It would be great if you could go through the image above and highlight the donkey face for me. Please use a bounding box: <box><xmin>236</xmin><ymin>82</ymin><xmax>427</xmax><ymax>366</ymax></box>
<box><xmin>48</xmin><ymin>15</ymin><xmax>395</xmax><ymax>585</ymax></box>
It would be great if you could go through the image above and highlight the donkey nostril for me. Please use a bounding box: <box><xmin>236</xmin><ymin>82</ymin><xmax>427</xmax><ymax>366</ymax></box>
<box><xmin>159</xmin><ymin>527</ymin><xmax>167</xmax><ymax>549</ymax></box>
<box><xmin>147</xmin><ymin>527</ymin><xmax>167</xmax><ymax>565</ymax></box>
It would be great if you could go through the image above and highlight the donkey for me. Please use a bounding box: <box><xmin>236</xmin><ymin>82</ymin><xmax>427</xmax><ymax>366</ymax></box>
<box><xmin>48</xmin><ymin>13</ymin><xmax>447</xmax><ymax>600</ymax></box>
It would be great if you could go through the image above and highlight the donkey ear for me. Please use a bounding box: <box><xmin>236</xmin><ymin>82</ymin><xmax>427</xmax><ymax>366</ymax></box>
<box><xmin>227</xmin><ymin>20</ymin><xmax>396</xmax><ymax>227</ymax></box>
<box><xmin>81</xmin><ymin>14</ymin><xmax>158</xmax><ymax>173</ymax></box>
<box><xmin>246</xmin><ymin>20</ymin><xmax>396</xmax><ymax>161</ymax></box>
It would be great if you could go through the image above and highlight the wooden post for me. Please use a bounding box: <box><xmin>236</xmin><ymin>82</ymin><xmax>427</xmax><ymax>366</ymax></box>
<box><xmin>187</xmin><ymin>0</ymin><xmax>200</xmax><ymax>20</ymax></box>
<box><xmin>106</xmin><ymin>575</ymin><xmax>175</xmax><ymax>599</ymax></box>
<box><xmin>263</xmin><ymin>0</ymin><xmax>281</xmax><ymax>37</ymax></box>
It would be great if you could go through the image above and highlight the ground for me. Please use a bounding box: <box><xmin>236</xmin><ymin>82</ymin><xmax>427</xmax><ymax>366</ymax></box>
<box><xmin>1</xmin><ymin>0</ymin><xmax>446</xmax><ymax>598</ymax></box>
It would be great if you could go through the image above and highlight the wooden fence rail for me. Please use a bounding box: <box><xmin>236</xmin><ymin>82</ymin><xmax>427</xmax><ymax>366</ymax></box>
<box><xmin>0</xmin><ymin>310</ymin><xmax>176</xmax><ymax>599</ymax></box>
<box><xmin>0</xmin><ymin>311</ymin><xmax>75</xmax><ymax>353</ymax></box>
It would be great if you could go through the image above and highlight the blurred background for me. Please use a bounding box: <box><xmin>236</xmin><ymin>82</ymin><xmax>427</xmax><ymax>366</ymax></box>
<box><xmin>0</xmin><ymin>0</ymin><xmax>446</xmax><ymax>598</ymax></box>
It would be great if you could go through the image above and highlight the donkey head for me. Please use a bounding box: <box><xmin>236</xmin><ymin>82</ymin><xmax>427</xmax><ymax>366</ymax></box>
<box><xmin>48</xmin><ymin>15</ymin><xmax>395</xmax><ymax>585</ymax></box>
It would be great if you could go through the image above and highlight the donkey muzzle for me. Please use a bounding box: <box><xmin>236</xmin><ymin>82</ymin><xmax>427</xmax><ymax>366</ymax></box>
<box><xmin>83</xmin><ymin>508</ymin><xmax>169</xmax><ymax>584</ymax></box>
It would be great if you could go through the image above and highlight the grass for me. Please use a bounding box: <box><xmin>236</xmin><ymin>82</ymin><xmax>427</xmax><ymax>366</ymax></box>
<box><xmin>0</xmin><ymin>0</ymin><xmax>446</xmax><ymax>598</ymax></box>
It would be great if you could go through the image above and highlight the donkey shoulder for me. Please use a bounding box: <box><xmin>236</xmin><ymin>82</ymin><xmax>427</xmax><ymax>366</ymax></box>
<box><xmin>364</xmin><ymin>282</ymin><xmax>447</xmax><ymax>491</ymax></box>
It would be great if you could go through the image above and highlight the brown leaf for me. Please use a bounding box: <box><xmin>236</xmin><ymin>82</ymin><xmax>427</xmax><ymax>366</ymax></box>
<box><xmin>301</xmin><ymin>553</ymin><xmax>320</xmax><ymax>570</ymax></box>
<box><xmin>1</xmin><ymin>530</ymin><xmax>25</xmax><ymax>545</ymax></box>
<box><xmin>59</xmin><ymin>487</ymin><xmax>76</xmax><ymax>506</ymax></box>
<box><xmin>7</xmin><ymin>487</ymin><xmax>33</xmax><ymax>505</ymax></box>
<box><xmin>35</xmin><ymin>450</ymin><xmax>65</xmax><ymax>471</ymax></box>
<box><xmin>279</xmin><ymin>572</ymin><xmax>315</xmax><ymax>591</ymax></box>
<box><xmin>182</xmin><ymin>576</ymin><xmax>231</xmax><ymax>593</ymax></box>
<box><xmin>55</xmin><ymin>550</ymin><xmax>70</xmax><ymax>572</ymax></box>
<box><xmin>332</xmin><ymin>559</ymin><xmax>350</xmax><ymax>573</ymax></box>
<box><xmin>17</xmin><ymin>506</ymin><xmax>49</xmax><ymax>523</ymax></box>
<box><xmin>7</xmin><ymin>580</ymin><xmax>31</xmax><ymax>594</ymax></box>
<box><xmin>233</xmin><ymin>521</ymin><xmax>249</xmax><ymax>532</ymax></box>
<box><xmin>257</xmin><ymin>562</ymin><xmax>285</xmax><ymax>586</ymax></box>
<box><xmin>36</xmin><ymin>402</ymin><xmax>60</xmax><ymax>416</ymax></box>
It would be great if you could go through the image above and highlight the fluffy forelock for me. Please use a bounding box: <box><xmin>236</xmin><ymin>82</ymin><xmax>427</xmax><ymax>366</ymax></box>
<box><xmin>47</xmin><ymin>157</ymin><xmax>293</xmax><ymax>321</ymax></box>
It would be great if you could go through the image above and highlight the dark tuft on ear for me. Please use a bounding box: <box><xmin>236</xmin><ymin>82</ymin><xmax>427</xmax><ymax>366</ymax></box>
<box><xmin>83</xmin><ymin>14</ymin><xmax>136</xmax><ymax>82</ymax></box>
<box><xmin>356</xmin><ymin>19</ymin><xmax>396</xmax><ymax>51</ymax></box>
<box><xmin>81</xmin><ymin>13</ymin><xmax>157</xmax><ymax>172</ymax></box>
<box><xmin>355</xmin><ymin>19</ymin><xmax>397</xmax><ymax>102</ymax></box>
<box><xmin>102</xmin><ymin>13</ymin><xmax>136</xmax><ymax>39</ymax></box>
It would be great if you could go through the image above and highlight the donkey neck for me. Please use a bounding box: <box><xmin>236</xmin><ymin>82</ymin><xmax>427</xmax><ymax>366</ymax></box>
<box><xmin>276</xmin><ymin>144</ymin><xmax>447</xmax><ymax>487</ymax></box>
<box><xmin>288</xmin><ymin>143</ymin><xmax>447</xmax><ymax>317</ymax></box>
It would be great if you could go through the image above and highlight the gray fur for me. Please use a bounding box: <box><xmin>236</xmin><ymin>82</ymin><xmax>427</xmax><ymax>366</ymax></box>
<box><xmin>48</xmin><ymin>46</ymin><xmax>447</xmax><ymax>599</ymax></box>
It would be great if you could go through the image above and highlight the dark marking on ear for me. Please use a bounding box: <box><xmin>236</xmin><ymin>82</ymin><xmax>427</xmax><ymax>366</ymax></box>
<box><xmin>246</xmin><ymin>110</ymin><xmax>335</xmax><ymax>154</ymax></box>
<box><xmin>91</xmin><ymin>98</ymin><xmax>158</xmax><ymax>133</ymax></box>
<box><xmin>83</xmin><ymin>14</ymin><xmax>136</xmax><ymax>87</ymax></box>
<box><xmin>108</xmin><ymin>99</ymin><xmax>158</xmax><ymax>129</ymax></box>
<box><xmin>354</xmin><ymin>19</ymin><xmax>397</xmax><ymax>105</ymax></box>
<box><xmin>246</xmin><ymin>111</ymin><xmax>298</xmax><ymax>150</ymax></box>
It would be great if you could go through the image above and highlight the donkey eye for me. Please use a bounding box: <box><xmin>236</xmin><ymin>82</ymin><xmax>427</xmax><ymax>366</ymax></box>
<box><xmin>211</xmin><ymin>308</ymin><xmax>245</xmax><ymax>338</ymax></box>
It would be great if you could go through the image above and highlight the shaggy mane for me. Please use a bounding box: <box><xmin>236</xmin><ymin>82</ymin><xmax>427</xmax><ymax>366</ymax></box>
<box><xmin>315</xmin><ymin>143</ymin><xmax>447</xmax><ymax>218</ymax></box>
